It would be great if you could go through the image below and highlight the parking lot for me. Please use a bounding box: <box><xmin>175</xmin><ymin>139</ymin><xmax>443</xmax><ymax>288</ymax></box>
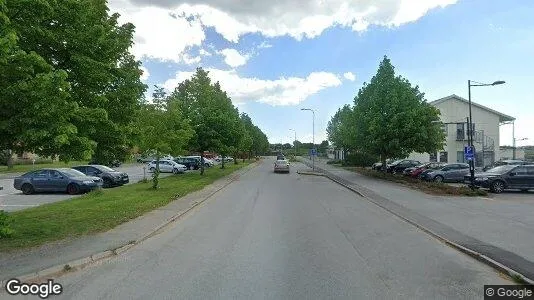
<box><xmin>0</xmin><ymin>163</ymin><xmax>177</xmax><ymax>212</ymax></box>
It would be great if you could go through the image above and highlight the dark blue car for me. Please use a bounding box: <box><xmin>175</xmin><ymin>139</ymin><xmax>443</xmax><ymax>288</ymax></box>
<box><xmin>13</xmin><ymin>168</ymin><xmax>103</xmax><ymax>195</ymax></box>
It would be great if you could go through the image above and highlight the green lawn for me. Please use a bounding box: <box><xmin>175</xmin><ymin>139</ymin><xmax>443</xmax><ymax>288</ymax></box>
<box><xmin>0</xmin><ymin>161</ymin><xmax>88</xmax><ymax>174</ymax></box>
<box><xmin>0</xmin><ymin>161</ymin><xmax>253</xmax><ymax>252</ymax></box>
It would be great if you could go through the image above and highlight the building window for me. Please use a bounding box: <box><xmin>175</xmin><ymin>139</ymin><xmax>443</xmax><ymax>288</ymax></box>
<box><xmin>456</xmin><ymin>123</ymin><xmax>465</xmax><ymax>141</ymax></box>
<box><xmin>429</xmin><ymin>152</ymin><xmax>437</xmax><ymax>162</ymax></box>
<box><xmin>457</xmin><ymin>151</ymin><xmax>465</xmax><ymax>163</ymax></box>
<box><xmin>439</xmin><ymin>152</ymin><xmax>448</xmax><ymax>163</ymax></box>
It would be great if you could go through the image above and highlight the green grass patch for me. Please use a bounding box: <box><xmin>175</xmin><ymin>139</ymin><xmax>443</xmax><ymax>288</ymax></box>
<box><xmin>348</xmin><ymin>167</ymin><xmax>488</xmax><ymax>197</ymax></box>
<box><xmin>0</xmin><ymin>161</ymin><xmax>254</xmax><ymax>252</ymax></box>
<box><xmin>0</xmin><ymin>161</ymin><xmax>88</xmax><ymax>174</ymax></box>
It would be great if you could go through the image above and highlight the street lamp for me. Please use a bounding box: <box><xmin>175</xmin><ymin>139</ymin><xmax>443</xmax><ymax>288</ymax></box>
<box><xmin>300</xmin><ymin>108</ymin><xmax>315</xmax><ymax>171</ymax></box>
<box><xmin>467</xmin><ymin>80</ymin><xmax>505</xmax><ymax>189</ymax></box>
<box><xmin>514</xmin><ymin>138</ymin><xmax>528</xmax><ymax>159</ymax></box>
<box><xmin>289</xmin><ymin>129</ymin><xmax>297</xmax><ymax>156</ymax></box>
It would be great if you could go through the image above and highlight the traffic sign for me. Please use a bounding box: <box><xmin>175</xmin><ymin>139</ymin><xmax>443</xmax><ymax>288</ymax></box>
<box><xmin>464</xmin><ymin>146</ymin><xmax>475</xmax><ymax>161</ymax></box>
<box><xmin>310</xmin><ymin>148</ymin><xmax>317</xmax><ymax>156</ymax></box>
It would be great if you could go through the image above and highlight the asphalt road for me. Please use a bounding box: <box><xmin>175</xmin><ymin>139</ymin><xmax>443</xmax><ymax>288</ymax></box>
<box><xmin>16</xmin><ymin>158</ymin><xmax>509</xmax><ymax>299</ymax></box>
<box><xmin>0</xmin><ymin>164</ymin><xmax>173</xmax><ymax>212</ymax></box>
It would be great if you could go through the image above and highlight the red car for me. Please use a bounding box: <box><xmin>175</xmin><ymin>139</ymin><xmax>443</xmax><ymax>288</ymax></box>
<box><xmin>410</xmin><ymin>162</ymin><xmax>446</xmax><ymax>178</ymax></box>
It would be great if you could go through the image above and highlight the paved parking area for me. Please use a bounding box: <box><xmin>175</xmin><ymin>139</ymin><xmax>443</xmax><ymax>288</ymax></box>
<box><xmin>445</xmin><ymin>182</ymin><xmax>534</xmax><ymax>201</ymax></box>
<box><xmin>0</xmin><ymin>163</ymin><xmax>183</xmax><ymax>212</ymax></box>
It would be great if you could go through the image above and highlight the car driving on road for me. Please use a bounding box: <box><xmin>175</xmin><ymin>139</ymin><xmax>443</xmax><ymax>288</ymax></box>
<box><xmin>147</xmin><ymin>160</ymin><xmax>187</xmax><ymax>174</ymax></box>
<box><xmin>72</xmin><ymin>165</ymin><xmax>129</xmax><ymax>188</ymax></box>
<box><xmin>274</xmin><ymin>157</ymin><xmax>290</xmax><ymax>173</ymax></box>
<box><xmin>467</xmin><ymin>164</ymin><xmax>534</xmax><ymax>193</ymax></box>
<box><xmin>13</xmin><ymin>168</ymin><xmax>103</xmax><ymax>195</ymax></box>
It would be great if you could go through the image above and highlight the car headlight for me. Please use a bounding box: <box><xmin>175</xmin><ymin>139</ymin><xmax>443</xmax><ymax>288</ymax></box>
<box><xmin>82</xmin><ymin>180</ymin><xmax>93</xmax><ymax>184</ymax></box>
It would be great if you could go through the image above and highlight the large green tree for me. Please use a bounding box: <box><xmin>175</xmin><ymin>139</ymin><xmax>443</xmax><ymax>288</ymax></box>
<box><xmin>326</xmin><ymin>104</ymin><xmax>356</xmax><ymax>160</ymax></box>
<box><xmin>6</xmin><ymin>0</ymin><xmax>146</xmax><ymax>165</ymax></box>
<box><xmin>137</xmin><ymin>87</ymin><xmax>193</xmax><ymax>189</ymax></box>
<box><xmin>352</xmin><ymin>56</ymin><xmax>445</xmax><ymax>170</ymax></box>
<box><xmin>0</xmin><ymin>0</ymin><xmax>93</xmax><ymax>168</ymax></box>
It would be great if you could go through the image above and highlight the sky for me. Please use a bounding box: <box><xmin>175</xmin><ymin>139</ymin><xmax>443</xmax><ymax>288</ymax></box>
<box><xmin>109</xmin><ymin>0</ymin><xmax>534</xmax><ymax>147</ymax></box>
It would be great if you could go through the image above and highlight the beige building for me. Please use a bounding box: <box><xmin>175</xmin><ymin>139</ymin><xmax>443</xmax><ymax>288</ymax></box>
<box><xmin>409</xmin><ymin>94</ymin><xmax>515</xmax><ymax>167</ymax></box>
<box><xmin>499</xmin><ymin>146</ymin><xmax>525</xmax><ymax>160</ymax></box>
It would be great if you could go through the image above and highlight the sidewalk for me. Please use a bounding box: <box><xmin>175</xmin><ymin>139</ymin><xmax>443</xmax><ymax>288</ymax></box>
<box><xmin>0</xmin><ymin>162</ymin><xmax>259</xmax><ymax>282</ymax></box>
<box><xmin>300</xmin><ymin>157</ymin><xmax>534</xmax><ymax>282</ymax></box>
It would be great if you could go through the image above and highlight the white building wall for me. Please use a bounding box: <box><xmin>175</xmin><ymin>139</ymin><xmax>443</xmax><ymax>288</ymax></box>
<box><xmin>408</xmin><ymin>96</ymin><xmax>504</xmax><ymax>166</ymax></box>
<box><xmin>499</xmin><ymin>147</ymin><xmax>525</xmax><ymax>160</ymax></box>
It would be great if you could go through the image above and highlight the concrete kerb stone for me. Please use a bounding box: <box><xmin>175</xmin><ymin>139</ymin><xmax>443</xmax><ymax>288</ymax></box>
<box><xmin>8</xmin><ymin>160</ymin><xmax>261</xmax><ymax>284</ymax></box>
<box><xmin>296</xmin><ymin>157</ymin><xmax>534</xmax><ymax>285</ymax></box>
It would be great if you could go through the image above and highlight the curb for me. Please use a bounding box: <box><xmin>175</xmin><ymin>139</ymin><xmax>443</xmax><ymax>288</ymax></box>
<box><xmin>296</xmin><ymin>170</ymin><xmax>326</xmax><ymax>177</ymax></box>
<box><xmin>297</xmin><ymin>158</ymin><xmax>534</xmax><ymax>285</ymax></box>
<box><xmin>9</xmin><ymin>161</ymin><xmax>260</xmax><ymax>284</ymax></box>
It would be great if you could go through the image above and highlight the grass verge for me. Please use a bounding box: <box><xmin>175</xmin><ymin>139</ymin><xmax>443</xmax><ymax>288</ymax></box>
<box><xmin>345</xmin><ymin>167</ymin><xmax>488</xmax><ymax>197</ymax></box>
<box><xmin>0</xmin><ymin>160</ymin><xmax>254</xmax><ymax>252</ymax></box>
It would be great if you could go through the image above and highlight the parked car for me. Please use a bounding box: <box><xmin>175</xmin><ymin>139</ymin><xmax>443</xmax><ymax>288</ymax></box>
<box><xmin>405</xmin><ymin>162</ymin><xmax>446</xmax><ymax>178</ymax></box>
<box><xmin>147</xmin><ymin>160</ymin><xmax>187</xmax><ymax>174</ymax></box>
<box><xmin>372</xmin><ymin>159</ymin><xmax>394</xmax><ymax>171</ymax></box>
<box><xmin>467</xmin><ymin>164</ymin><xmax>534</xmax><ymax>193</ymax></box>
<box><xmin>390</xmin><ymin>160</ymin><xmax>421</xmax><ymax>174</ymax></box>
<box><xmin>421</xmin><ymin>163</ymin><xmax>470</xmax><ymax>182</ymax></box>
<box><xmin>482</xmin><ymin>159</ymin><xmax>528</xmax><ymax>172</ymax></box>
<box><xmin>173</xmin><ymin>157</ymin><xmax>200</xmax><ymax>170</ymax></box>
<box><xmin>13</xmin><ymin>168</ymin><xmax>103</xmax><ymax>195</ymax></box>
<box><xmin>386</xmin><ymin>160</ymin><xmax>421</xmax><ymax>174</ymax></box>
<box><xmin>187</xmin><ymin>156</ymin><xmax>214</xmax><ymax>167</ymax></box>
<box><xmin>72</xmin><ymin>165</ymin><xmax>129</xmax><ymax>188</ymax></box>
<box><xmin>274</xmin><ymin>157</ymin><xmax>290</xmax><ymax>173</ymax></box>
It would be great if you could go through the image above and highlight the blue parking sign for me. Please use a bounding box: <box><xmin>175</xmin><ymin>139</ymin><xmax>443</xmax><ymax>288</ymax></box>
<box><xmin>310</xmin><ymin>148</ymin><xmax>317</xmax><ymax>156</ymax></box>
<box><xmin>464</xmin><ymin>146</ymin><xmax>474</xmax><ymax>161</ymax></box>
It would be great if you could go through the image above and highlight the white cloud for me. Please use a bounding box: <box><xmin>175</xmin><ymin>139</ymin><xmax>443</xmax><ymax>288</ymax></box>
<box><xmin>109</xmin><ymin>0</ymin><xmax>205</xmax><ymax>63</ymax></box>
<box><xmin>163</xmin><ymin>69</ymin><xmax>342</xmax><ymax>106</ymax></box>
<box><xmin>140</xmin><ymin>66</ymin><xmax>150</xmax><ymax>81</ymax></box>
<box><xmin>343</xmin><ymin>72</ymin><xmax>356</xmax><ymax>81</ymax></box>
<box><xmin>258</xmin><ymin>41</ymin><xmax>273</xmax><ymax>49</ymax></box>
<box><xmin>199</xmin><ymin>48</ymin><xmax>212</xmax><ymax>56</ymax></box>
<box><xmin>121</xmin><ymin>0</ymin><xmax>457</xmax><ymax>43</ymax></box>
<box><xmin>181</xmin><ymin>53</ymin><xmax>202</xmax><ymax>65</ymax></box>
<box><xmin>218</xmin><ymin>48</ymin><xmax>250</xmax><ymax>67</ymax></box>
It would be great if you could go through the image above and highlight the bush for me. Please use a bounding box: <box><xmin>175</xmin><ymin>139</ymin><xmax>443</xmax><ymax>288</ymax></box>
<box><xmin>327</xmin><ymin>159</ymin><xmax>342</xmax><ymax>165</ymax></box>
<box><xmin>342</xmin><ymin>152</ymin><xmax>379</xmax><ymax>167</ymax></box>
<box><xmin>0</xmin><ymin>210</ymin><xmax>15</xmax><ymax>238</ymax></box>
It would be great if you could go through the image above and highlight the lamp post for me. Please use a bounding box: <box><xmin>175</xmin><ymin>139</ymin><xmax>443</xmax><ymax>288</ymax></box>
<box><xmin>514</xmin><ymin>137</ymin><xmax>528</xmax><ymax>159</ymax></box>
<box><xmin>289</xmin><ymin>129</ymin><xmax>297</xmax><ymax>156</ymax></box>
<box><xmin>467</xmin><ymin>80</ymin><xmax>505</xmax><ymax>188</ymax></box>
<box><xmin>300</xmin><ymin>108</ymin><xmax>315</xmax><ymax>171</ymax></box>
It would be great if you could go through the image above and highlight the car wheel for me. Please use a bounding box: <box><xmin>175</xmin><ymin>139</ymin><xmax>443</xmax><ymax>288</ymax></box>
<box><xmin>188</xmin><ymin>165</ymin><xmax>192</xmax><ymax>170</ymax></box>
<box><xmin>490</xmin><ymin>180</ymin><xmax>505</xmax><ymax>193</ymax></box>
<box><xmin>433</xmin><ymin>175</ymin><xmax>444</xmax><ymax>183</ymax></box>
<box><xmin>149</xmin><ymin>167</ymin><xmax>155</xmax><ymax>172</ymax></box>
<box><xmin>173</xmin><ymin>168</ymin><xmax>180</xmax><ymax>174</ymax></box>
<box><xmin>103</xmin><ymin>178</ymin><xmax>112</xmax><ymax>188</ymax></box>
<box><xmin>21</xmin><ymin>183</ymin><xmax>34</xmax><ymax>195</ymax></box>
<box><xmin>67</xmin><ymin>183</ymin><xmax>80</xmax><ymax>195</ymax></box>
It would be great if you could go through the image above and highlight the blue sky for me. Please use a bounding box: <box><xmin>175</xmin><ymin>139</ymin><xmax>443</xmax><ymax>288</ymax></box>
<box><xmin>112</xmin><ymin>0</ymin><xmax>534</xmax><ymax>147</ymax></box>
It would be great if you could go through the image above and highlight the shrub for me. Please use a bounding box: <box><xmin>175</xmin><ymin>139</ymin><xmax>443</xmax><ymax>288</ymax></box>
<box><xmin>342</xmin><ymin>152</ymin><xmax>379</xmax><ymax>167</ymax></box>
<box><xmin>327</xmin><ymin>159</ymin><xmax>342</xmax><ymax>165</ymax></box>
<box><xmin>0</xmin><ymin>210</ymin><xmax>14</xmax><ymax>238</ymax></box>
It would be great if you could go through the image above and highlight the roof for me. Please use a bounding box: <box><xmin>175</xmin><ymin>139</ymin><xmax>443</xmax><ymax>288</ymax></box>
<box><xmin>429</xmin><ymin>94</ymin><xmax>515</xmax><ymax>123</ymax></box>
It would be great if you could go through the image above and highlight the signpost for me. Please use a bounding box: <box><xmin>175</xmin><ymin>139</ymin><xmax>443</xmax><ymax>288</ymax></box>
<box><xmin>311</xmin><ymin>148</ymin><xmax>317</xmax><ymax>156</ymax></box>
<box><xmin>464</xmin><ymin>146</ymin><xmax>474</xmax><ymax>161</ymax></box>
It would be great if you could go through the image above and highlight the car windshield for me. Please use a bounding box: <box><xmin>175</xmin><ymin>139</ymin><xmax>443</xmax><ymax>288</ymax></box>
<box><xmin>390</xmin><ymin>160</ymin><xmax>403</xmax><ymax>165</ymax></box>
<box><xmin>96</xmin><ymin>165</ymin><xmax>116</xmax><ymax>172</ymax></box>
<box><xmin>486</xmin><ymin>165</ymin><xmax>517</xmax><ymax>174</ymax></box>
<box><xmin>59</xmin><ymin>168</ymin><xmax>87</xmax><ymax>177</ymax></box>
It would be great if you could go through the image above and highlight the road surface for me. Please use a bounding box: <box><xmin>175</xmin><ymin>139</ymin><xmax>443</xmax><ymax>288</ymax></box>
<box><xmin>0</xmin><ymin>164</ymin><xmax>173</xmax><ymax>212</ymax></box>
<box><xmin>12</xmin><ymin>158</ymin><xmax>510</xmax><ymax>299</ymax></box>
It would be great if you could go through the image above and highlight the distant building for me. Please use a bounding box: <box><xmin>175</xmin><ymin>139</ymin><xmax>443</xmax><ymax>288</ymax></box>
<box><xmin>499</xmin><ymin>146</ymin><xmax>525</xmax><ymax>160</ymax></box>
<box><xmin>409</xmin><ymin>94</ymin><xmax>515</xmax><ymax>167</ymax></box>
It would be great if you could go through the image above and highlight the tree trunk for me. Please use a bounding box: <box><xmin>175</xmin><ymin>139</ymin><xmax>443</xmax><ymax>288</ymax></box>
<box><xmin>6</xmin><ymin>150</ymin><xmax>14</xmax><ymax>170</ymax></box>
<box><xmin>152</xmin><ymin>151</ymin><xmax>160</xmax><ymax>189</ymax></box>
<box><xmin>200</xmin><ymin>152</ymin><xmax>205</xmax><ymax>175</ymax></box>
<box><xmin>381</xmin><ymin>154</ymin><xmax>387</xmax><ymax>173</ymax></box>
<box><xmin>234</xmin><ymin>152</ymin><xmax>238</xmax><ymax>164</ymax></box>
<box><xmin>221</xmin><ymin>155</ymin><xmax>225</xmax><ymax>169</ymax></box>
